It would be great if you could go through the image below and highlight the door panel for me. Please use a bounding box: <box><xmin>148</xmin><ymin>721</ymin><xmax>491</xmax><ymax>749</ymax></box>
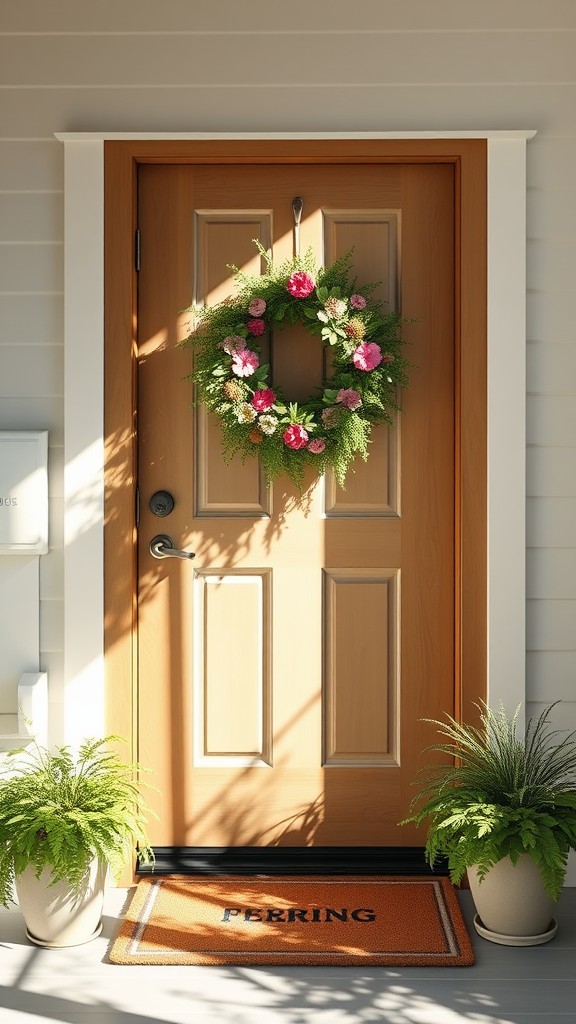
<box><xmin>137</xmin><ymin>161</ymin><xmax>455</xmax><ymax>847</ymax></box>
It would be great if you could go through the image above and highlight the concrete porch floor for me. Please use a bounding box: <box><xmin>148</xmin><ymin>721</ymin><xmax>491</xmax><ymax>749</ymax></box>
<box><xmin>0</xmin><ymin>887</ymin><xmax>574</xmax><ymax>1023</ymax></box>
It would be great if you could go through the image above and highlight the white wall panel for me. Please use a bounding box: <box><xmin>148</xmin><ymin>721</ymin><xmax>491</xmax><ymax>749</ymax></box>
<box><xmin>527</xmin><ymin>446</ymin><xmax>576</xmax><ymax>497</ymax></box>
<box><xmin>527</xmin><ymin>600</ymin><xmax>576</xmax><ymax>651</ymax></box>
<box><xmin>527</xmin><ymin>396</ymin><xmax>576</xmax><ymax>445</ymax></box>
<box><xmin>527</xmin><ymin>238</ymin><xmax>576</xmax><ymax>292</ymax></box>
<box><xmin>0</xmin><ymin>141</ymin><xmax>63</xmax><ymax>190</ymax></box>
<box><xmin>0</xmin><ymin>345</ymin><xmax>62</xmax><ymax>396</ymax></box>
<box><xmin>527</xmin><ymin>548</ymin><xmax>576</xmax><ymax>599</ymax></box>
<box><xmin>0</xmin><ymin>244</ymin><xmax>62</xmax><ymax>292</ymax></box>
<box><xmin>40</xmin><ymin>549</ymin><xmax>64</xmax><ymax>601</ymax></box>
<box><xmin>41</xmin><ymin>652</ymin><xmax>64</xmax><ymax>701</ymax></box>
<box><xmin>47</xmin><ymin>445</ymin><xmax>64</xmax><ymax>499</ymax></box>
<box><xmin>0</xmin><ymin>557</ymin><xmax>39</xmax><ymax>711</ymax></box>
<box><xmin>47</xmin><ymin>497</ymin><xmax>63</xmax><ymax>550</ymax></box>
<box><xmin>527</xmin><ymin>290</ymin><xmax>576</xmax><ymax>343</ymax></box>
<box><xmin>527</xmin><ymin>498</ymin><xmax>576</xmax><ymax>548</ymax></box>
<box><xmin>0</xmin><ymin>295</ymin><xmax>63</xmax><ymax>346</ymax></box>
<box><xmin>1</xmin><ymin>85</ymin><xmax>575</xmax><ymax>138</ymax></box>
<box><xmin>527</xmin><ymin>652</ymin><xmax>576</xmax><ymax>701</ymax></box>
<box><xmin>527</xmin><ymin>343</ymin><xmax>576</xmax><ymax>394</ymax></box>
<box><xmin>527</xmin><ymin>187</ymin><xmax>576</xmax><ymax>239</ymax></box>
<box><xmin>38</xmin><ymin>596</ymin><xmax>64</xmax><ymax>653</ymax></box>
<box><xmin>0</xmin><ymin>399</ymin><xmax>63</xmax><ymax>444</ymax></box>
<box><xmin>2</xmin><ymin>0</ymin><xmax>574</xmax><ymax>32</ymax></box>
<box><xmin>0</xmin><ymin>194</ymin><xmax>63</xmax><ymax>243</ymax></box>
<box><xmin>528</xmin><ymin>137</ymin><xmax>576</xmax><ymax>187</ymax></box>
<box><xmin>1</xmin><ymin>33</ymin><xmax>574</xmax><ymax>86</ymax></box>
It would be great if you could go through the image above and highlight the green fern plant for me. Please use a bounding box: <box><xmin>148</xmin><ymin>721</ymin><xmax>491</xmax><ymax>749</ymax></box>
<box><xmin>404</xmin><ymin>702</ymin><xmax>576</xmax><ymax>899</ymax></box>
<box><xmin>0</xmin><ymin>736</ymin><xmax>155</xmax><ymax>907</ymax></box>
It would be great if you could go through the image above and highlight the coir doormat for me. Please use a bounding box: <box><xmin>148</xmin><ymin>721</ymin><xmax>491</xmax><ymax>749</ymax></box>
<box><xmin>109</xmin><ymin>875</ymin><xmax>475</xmax><ymax>966</ymax></box>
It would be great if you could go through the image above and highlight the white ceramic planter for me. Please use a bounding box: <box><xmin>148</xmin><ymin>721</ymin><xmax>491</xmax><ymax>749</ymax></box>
<box><xmin>15</xmin><ymin>858</ymin><xmax>107</xmax><ymax>948</ymax></box>
<box><xmin>468</xmin><ymin>855</ymin><xmax>557</xmax><ymax>945</ymax></box>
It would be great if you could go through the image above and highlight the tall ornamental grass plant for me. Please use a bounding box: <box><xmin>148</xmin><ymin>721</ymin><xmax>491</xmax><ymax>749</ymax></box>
<box><xmin>405</xmin><ymin>703</ymin><xmax>576</xmax><ymax>899</ymax></box>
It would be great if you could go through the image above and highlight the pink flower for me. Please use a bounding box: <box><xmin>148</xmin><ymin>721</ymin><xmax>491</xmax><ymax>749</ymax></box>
<box><xmin>350</xmin><ymin>294</ymin><xmax>367</xmax><ymax>310</ymax></box>
<box><xmin>352</xmin><ymin>341</ymin><xmax>383</xmax><ymax>371</ymax></box>
<box><xmin>249</xmin><ymin>297</ymin><xmax>266</xmax><ymax>317</ymax></box>
<box><xmin>336</xmin><ymin>388</ymin><xmax>362</xmax><ymax>411</ymax></box>
<box><xmin>247</xmin><ymin>318</ymin><xmax>266</xmax><ymax>336</ymax></box>
<box><xmin>251</xmin><ymin>388</ymin><xmax>276</xmax><ymax>412</ymax></box>
<box><xmin>221</xmin><ymin>335</ymin><xmax>246</xmax><ymax>355</ymax></box>
<box><xmin>308</xmin><ymin>439</ymin><xmax>326</xmax><ymax>454</ymax></box>
<box><xmin>231</xmin><ymin>349</ymin><xmax>260</xmax><ymax>377</ymax></box>
<box><xmin>283</xmin><ymin>424</ymin><xmax>309</xmax><ymax>450</ymax></box>
<box><xmin>286</xmin><ymin>271</ymin><xmax>315</xmax><ymax>299</ymax></box>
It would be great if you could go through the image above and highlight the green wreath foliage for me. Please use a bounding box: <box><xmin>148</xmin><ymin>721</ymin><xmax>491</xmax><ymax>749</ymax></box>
<box><xmin>185</xmin><ymin>242</ymin><xmax>411</xmax><ymax>488</ymax></box>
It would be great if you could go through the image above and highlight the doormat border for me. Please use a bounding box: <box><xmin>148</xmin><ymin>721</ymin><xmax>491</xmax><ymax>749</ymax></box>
<box><xmin>109</xmin><ymin>874</ymin><xmax>474</xmax><ymax>967</ymax></box>
<box><xmin>137</xmin><ymin>846</ymin><xmax>447</xmax><ymax>876</ymax></box>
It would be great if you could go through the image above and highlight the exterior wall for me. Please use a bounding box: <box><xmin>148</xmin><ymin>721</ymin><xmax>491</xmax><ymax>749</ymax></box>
<box><xmin>0</xmin><ymin>0</ymin><xmax>575</xmax><ymax>852</ymax></box>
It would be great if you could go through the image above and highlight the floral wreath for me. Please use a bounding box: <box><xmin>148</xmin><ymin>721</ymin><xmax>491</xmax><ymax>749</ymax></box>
<box><xmin>186</xmin><ymin>242</ymin><xmax>410</xmax><ymax>488</ymax></box>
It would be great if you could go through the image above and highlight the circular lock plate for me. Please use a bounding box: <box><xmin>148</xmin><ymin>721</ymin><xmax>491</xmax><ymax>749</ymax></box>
<box><xmin>149</xmin><ymin>490</ymin><xmax>175</xmax><ymax>517</ymax></box>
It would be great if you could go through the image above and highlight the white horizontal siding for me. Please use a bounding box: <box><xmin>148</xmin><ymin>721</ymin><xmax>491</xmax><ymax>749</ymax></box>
<box><xmin>0</xmin><ymin>244</ymin><xmax>63</xmax><ymax>292</ymax></box>
<box><xmin>0</xmin><ymin>32</ymin><xmax>573</xmax><ymax>86</ymax></box>
<box><xmin>0</xmin><ymin>399</ymin><xmax>63</xmax><ymax>444</ymax></box>
<box><xmin>527</xmin><ymin>188</ymin><xmax>576</xmax><ymax>240</ymax></box>
<box><xmin>527</xmin><ymin>344</ymin><xmax>576</xmax><ymax>393</ymax></box>
<box><xmin>1</xmin><ymin>84</ymin><xmax>576</xmax><ymax>139</ymax></box>
<box><xmin>527</xmin><ymin>397</ymin><xmax>576</xmax><ymax>445</ymax></box>
<box><xmin>528</xmin><ymin>549</ymin><xmax>576</xmax><ymax>599</ymax></box>
<box><xmin>527</xmin><ymin>498</ymin><xmax>576</xmax><ymax>548</ymax></box>
<box><xmin>0</xmin><ymin>130</ymin><xmax>64</xmax><ymax>716</ymax></box>
<box><xmin>0</xmin><ymin>346</ymin><xmax>62</xmax><ymax>396</ymax></box>
<box><xmin>0</xmin><ymin>194</ymin><xmax>63</xmax><ymax>242</ymax></box>
<box><xmin>0</xmin><ymin>294</ymin><xmax>63</xmax><ymax>346</ymax></box>
<box><xmin>527</xmin><ymin>290</ymin><xmax>576</xmax><ymax>344</ymax></box>
<box><xmin>527</xmin><ymin>447</ymin><xmax>576</xmax><ymax>497</ymax></box>
<box><xmin>527</xmin><ymin>652</ymin><xmax>576</xmax><ymax>701</ymax></box>
<box><xmin>527</xmin><ymin>237</ymin><xmax>575</xmax><ymax>292</ymax></box>
<box><xmin>0</xmin><ymin>4</ymin><xmax>573</xmax><ymax>809</ymax></box>
<box><xmin>2</xmin><ymin>0</ymin><xmax>575</xmax><ymax>33</ymax></box>
<box><xmin>0</xmin><ymin>141</ymin><xmax>62</xmax><ymax>188</ymax></box>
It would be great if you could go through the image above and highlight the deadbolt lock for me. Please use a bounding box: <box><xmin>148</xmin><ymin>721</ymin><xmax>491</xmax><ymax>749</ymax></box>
<box><xmin>149</xmin><ymin>490</ymin><xmax>175</xmax><ymax>517</ymax></box>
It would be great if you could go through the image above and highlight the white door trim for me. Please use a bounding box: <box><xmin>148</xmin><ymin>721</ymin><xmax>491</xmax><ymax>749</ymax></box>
<box><xmin>56</xmin><ymin>131</ymin><xmax>535</xmax><ymax>743</ymax></box>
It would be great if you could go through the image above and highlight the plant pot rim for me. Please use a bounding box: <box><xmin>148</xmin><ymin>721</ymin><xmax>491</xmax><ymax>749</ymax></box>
<box><xmin>473</xmin><ymin>913</ymin><xmax>557</xmax><ymax>946</ymax></box>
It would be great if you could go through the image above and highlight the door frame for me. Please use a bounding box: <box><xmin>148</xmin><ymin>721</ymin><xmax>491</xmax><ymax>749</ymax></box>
<box><xmin>56</xmin><ymin>131</ymin><xmax>533</xmax><ymax>752</ymax></box>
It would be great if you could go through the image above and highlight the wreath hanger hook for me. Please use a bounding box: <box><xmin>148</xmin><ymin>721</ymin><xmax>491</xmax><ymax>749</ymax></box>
<box><xmin>292</xmin><ymin>196</ymin><xmax>304</xmax><ymax>256</ymax></box>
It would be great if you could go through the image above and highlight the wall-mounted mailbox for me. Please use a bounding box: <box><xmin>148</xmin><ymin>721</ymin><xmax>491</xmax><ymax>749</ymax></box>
<box><xmin>0</xmin><ymin>431</ymin><xmax>48</xmax><ymax>554</ymax></box>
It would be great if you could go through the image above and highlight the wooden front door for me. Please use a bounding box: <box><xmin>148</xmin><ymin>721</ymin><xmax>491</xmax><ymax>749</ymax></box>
<box><xmin>136</xmin><ymin>159</ymin><xmax>456</xmax><ymax>849</ymax></box>
<box><xmin>104</xmin><ymin>140</ymin><xmax>487</xmax><ymax>857</ymax></box>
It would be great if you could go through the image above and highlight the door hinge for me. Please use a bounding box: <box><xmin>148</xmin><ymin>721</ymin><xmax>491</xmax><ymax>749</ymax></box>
<box><xmin>135</xmin><ymin>228</ymin><xmax>141</xmax><ymax>272</ymax></box>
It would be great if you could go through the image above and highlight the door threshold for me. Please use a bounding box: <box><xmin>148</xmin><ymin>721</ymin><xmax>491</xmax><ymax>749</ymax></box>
<box><xmin>138</xmin><ymin>847</ymin><xmax>447</xmax><ymax>876</ymax></box>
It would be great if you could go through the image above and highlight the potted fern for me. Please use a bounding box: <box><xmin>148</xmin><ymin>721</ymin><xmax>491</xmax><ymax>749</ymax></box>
<box><xmin>0</xmin><ymin>736</ymin><xmax>154</xmax><ymax>947</ymax></box>
<box><xmin>405</xmin><ymin>702</ymin><xmax>576</xmax><ymax>945</ymax></box>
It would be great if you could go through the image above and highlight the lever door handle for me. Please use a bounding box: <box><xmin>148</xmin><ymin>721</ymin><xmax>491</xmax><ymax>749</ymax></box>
<box><xmin>149</xmin><ymin>534</ymin><xmax>196</xmax><ymax>560</ymax></box>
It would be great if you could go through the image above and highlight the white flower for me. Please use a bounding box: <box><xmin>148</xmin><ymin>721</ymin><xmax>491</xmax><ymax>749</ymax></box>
<box><xmin>324</xmin><ymin>297</ymin><xmax>347</xmax><ymax>319</ymax></box>
<box><xmin>237</xmin><ymin>403</ymin><xmax>257</xmax><ymax>424</ymax></box>
<box><xmin>258</xmin><ymin>414</ymin><xmax>278</xmax><ymax>435</ymax></box>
